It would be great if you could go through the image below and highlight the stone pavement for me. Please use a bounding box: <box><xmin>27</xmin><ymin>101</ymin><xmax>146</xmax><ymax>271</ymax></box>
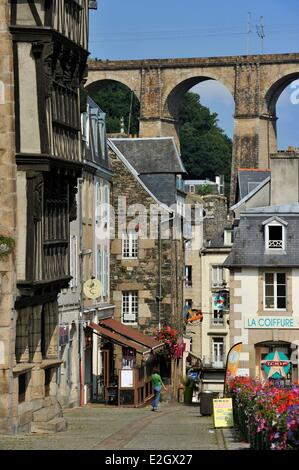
<box><xmin>0</xmin><ymin>403</ymin><xmax>249</xmax><ymax>451</ymax></box>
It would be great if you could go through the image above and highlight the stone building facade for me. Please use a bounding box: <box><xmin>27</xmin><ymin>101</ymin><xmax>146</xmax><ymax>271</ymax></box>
<box><xmin>108</xmin><ymin>140</ymin><xmax>184</xmax><ymax>335</ymax></box>
<box><xmin>0</xmin><ymin>0</ymin><xmax>17</xmax><ymax>435</ymax></box>
<box><xmin>224</xmin><ymin>204</ymin><xmax>299</xmax><ymax>383</ymax></box>
<box><xmin>107</xmin><ymin>138</ymin><xmax>186</xmax><ymax>394</ymax></box>
<box><xmin>0</xmin><ymin>0</ymin><xmax>92</xmax><ymax>434</ymax></box>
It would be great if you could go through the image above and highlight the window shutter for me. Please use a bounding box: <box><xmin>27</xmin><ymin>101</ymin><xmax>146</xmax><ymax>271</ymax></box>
<box><xmin>96</xmin><ymin>247</ymin><xmax>102</xmax><ymax>287</ymax></box>
<box><xmin>103</xmin><ymin>247</ymin><xmax>109</xmax><ymax>298</ymax></box>
<box><xmin>70</xmin><ymin>235</ymin><xmax>78</xmax><ymax>288</ymax></box>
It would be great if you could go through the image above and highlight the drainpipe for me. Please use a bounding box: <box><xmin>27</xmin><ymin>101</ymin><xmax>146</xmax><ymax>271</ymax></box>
<box><xmin>78</xmin><ymin>177</ymin><xmax>84</xmax><ymax>407</ymax></box>
<box><xmin>157</xmin><ymin>213</ymin><xmax>175</xmax><ymax>330</ymax></box>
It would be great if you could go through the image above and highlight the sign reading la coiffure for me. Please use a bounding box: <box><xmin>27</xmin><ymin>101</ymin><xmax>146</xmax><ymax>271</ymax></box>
<box><xmin>244</xmin><ymin>316</ymin><xmax>299</xmax><ymax>329</ymax></box>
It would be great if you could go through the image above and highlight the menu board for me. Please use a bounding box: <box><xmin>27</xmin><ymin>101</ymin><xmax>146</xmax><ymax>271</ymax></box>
<box><xmin>213</xmin><ymin>398</ymin><xmax>234</xmax><ymax>428</ymax></box>
<box><xmin>120</xmin><ymin>369</ymin><xmax>134</xmax><ymax>388</ymax></box>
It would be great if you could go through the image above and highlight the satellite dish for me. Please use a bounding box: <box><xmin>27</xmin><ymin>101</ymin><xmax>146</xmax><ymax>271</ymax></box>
<box><xmin>83</xmin><ymin>278</ymin><xmax>102</xmax><ymax>300</ymax></box>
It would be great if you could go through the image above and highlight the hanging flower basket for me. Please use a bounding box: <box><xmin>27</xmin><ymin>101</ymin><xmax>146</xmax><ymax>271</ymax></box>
<box><xmin>0</xmin><ymin>235</ymin><xmax>15</xmax><ymax>258</ymax></box>
<box><xmin>155</xmin><ymin>324</ymin><xmax>185</xmax><ymax>359</ymax></box>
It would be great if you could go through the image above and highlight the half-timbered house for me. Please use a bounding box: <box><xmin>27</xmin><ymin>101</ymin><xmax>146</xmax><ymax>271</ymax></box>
<box><xmin>0</xmin><ymin>0</ymin><xmax>95</xmax><ymax>434</ymax></box>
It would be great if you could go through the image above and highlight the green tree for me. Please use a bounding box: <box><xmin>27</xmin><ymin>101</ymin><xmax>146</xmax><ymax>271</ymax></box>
<box><xmin>178</xmin><ymin>92</ymin><xmax>232</xmax><ymax>194</ymax></box>
<box><xmin>92</xmin><ymin>83</ymin><xmax>232</xmax><ymax>193</ymax></box>
<box><xmin>91</xmin><ymin>81</ymin><xmax>140</xmax><ymax>135</ymax></box>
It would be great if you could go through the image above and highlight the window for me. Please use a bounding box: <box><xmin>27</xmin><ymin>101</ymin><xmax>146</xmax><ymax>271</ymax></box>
<box><xmin>189</xmin><ymin>185</ymin><xmax>195</xmax><ymax>193</ymax></box>
<box><xmin>18</xmin><ymin>373</ymin><xmax>27</xmax><ymax>403</ymax></box>
<box><xmin>212</xmin><ymin>337</ymin><xmax>224</xmax><ymax>367</ymax></box>
<box><xmin>96</xmin><ymin>247</ymin><xmax>102</xmax><ymax>286</ymax></box>
<box><xmin>185</xmin><ymin>266</ymin><xmax>192</xmax><ymax>287</ymax></box>
<box><xmin>212</xmin><ymin>266</ymin><xmax>224</xmax><ymax>287</ymax></box>
<box><xmin>45</xmin><ymin>368</ymin><xmax>52</xmax><ymax>397</ymax></box>
<box><xmin>185</xmin><ymin>299</ymin><xmax>193</xmax><ymax>309</ymax></box>
<box><xmin>224</xmin><ymin>229</ymin><xmax>234</xmax><ymax>246</ymax></box>
<box><xmin>122</xmin><ymin>232</ymin><xmax>138</xmax><ymax>259</ymax></box>
<box><xmin>264</xmin><ymin>219</ymin><xmax>286</xmax><ymax>251</ymax></box>
<box><xmin>91</xmin><ymin>116</ymin><xmax>98</xmax><ymax>157</ymax></box>
<box><xmin>95</xmin><ymin>181</ymin><xmax>101</xmax><ymax>224</ymax></box>
<box><xmin>96</xmin><ymin>245</ymin><xmax>109</xmax><ymax>299</ymax></box>
<box><xmin>264</xmin><ymin>273</ymin><xmax>286</xmax><ymax>310</ymax></box>
<box><xmin>122</xmin><ymin>347</ymin><xmax>136</xmax><ymax>368</ymax></box>
<box><xmin>122</xmin><ymin>291</ymin><xmax>138</xmax><ymax>324</ymax></box>
<box><xmin>213</xmin><ymin>310</ymin><xmax>224</xmax><ymax>325</ymax></box>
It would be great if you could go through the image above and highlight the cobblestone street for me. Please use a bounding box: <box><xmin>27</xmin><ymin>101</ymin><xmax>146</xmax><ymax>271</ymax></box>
<box><xmin>0</xmin><ymin>403</ymin><xmax>249</xmax><ymax>451</ymax></box>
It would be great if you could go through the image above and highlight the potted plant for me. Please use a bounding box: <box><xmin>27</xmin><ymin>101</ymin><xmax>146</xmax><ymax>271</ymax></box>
<box><xmin>0</xmin><ymin>235</ymin><xmax>15</xmax><ymax>259</ymax></box>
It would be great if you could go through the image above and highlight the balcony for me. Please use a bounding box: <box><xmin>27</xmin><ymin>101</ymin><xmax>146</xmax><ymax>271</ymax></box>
<box><xmin>202</xmin><ymin>356</ymin><xmax>225</xmax><ymax>369</ymax></box>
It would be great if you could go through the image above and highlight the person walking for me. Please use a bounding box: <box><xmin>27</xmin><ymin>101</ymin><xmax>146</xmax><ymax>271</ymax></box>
<box><xmin>151</xmin><ymin>367</ymin><xmax>166</xmax><ymax>411</ymax></box>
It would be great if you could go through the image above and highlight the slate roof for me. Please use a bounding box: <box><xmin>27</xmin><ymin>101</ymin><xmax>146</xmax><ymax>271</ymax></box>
<box><xmin>237</xmin><ymin>169</ymin><xmax>271</xmax><ymax>201</ymax></box>
<box><xmin>110</xmin><ymin>137</ymin><xmax>186</xmax><ymax>174</ymax></box>
<box><xmin>204</xmin><ymin>225</ymin><xmax>233</xmax><ymax>249</ymax></box>
<box><xmin>224</xmin><ymin>203</ymin><xmax>299</xmax><ymax>268</ymax></box>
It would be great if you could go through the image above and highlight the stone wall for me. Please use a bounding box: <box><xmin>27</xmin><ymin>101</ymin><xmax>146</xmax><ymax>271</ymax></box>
<box><xmin>202</xmin><ymin>195</ymin><xmax>228</xmax><ymax>243</ymax></box>
<box><xmin>109</xmin><ymin>147</ymin><xmax>184</xmax><ymax>334</ymax></box>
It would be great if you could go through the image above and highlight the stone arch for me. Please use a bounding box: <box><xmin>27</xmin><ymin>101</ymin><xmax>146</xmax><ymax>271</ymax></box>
<box><xmin>162</xmin><ymin>72</ymin><xmax>235</xmax><ymax>119</ymax></box>
<box><xmin>85</xmin><ymin>78</ymin><xmax>140</xmax><ymax>104</ymax></box>
<box><xmin>86</xmin><ymin>72</ymin><xmax>141</xmax><ymax>101</ymax></box>
<box><xmin>85</xmin><ymin>78</ymin><xmax>141</xmax><ymax>135</ymax></box>
<box><xmin>0</xmin><ymin>80</ymin><xmax>4</xmax><ymax>104</ymax></box>
<box><xmin>265</xmin><ymin>72</ymin><xmax>299</xmax><ymax>114</ymax></box>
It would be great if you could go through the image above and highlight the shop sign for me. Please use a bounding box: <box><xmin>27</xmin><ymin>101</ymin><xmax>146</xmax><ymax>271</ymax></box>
<box><xmin>213</xmin><ymin>398</ymin><xmax>234</xmax><ymax>428</ymax></box>
<box><xmin>261</xmin><ymin>351</ymin><xmax>291</xmax><ymax>379</ymax></box>
<box><xmin>244</xmin><ymin>316</ymin><xmax>299</xmax><ymax>329</ymax></box>
<box><xmin>213</xmin><ymin>292</ymin><xmax>228</xmax><ymax>310</ymax></box>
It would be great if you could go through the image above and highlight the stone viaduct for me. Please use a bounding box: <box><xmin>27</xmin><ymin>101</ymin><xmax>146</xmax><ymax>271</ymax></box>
<box><xmin>87</xmin><ymin>53</ymin><xmax>299</xmax><ymax>201</ymax></box>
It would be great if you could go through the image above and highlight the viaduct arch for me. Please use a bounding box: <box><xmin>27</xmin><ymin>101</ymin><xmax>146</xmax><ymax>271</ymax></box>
<box><xmin>87</xmin><ymin>53</ymin><xmax>299</xmax><ymax>201</ymax></box>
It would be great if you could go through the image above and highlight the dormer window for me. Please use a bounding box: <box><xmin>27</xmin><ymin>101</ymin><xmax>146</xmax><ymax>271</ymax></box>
<box><xmin>224</xmin><ymin>229</ymin><xmax>234</xmax><ymax>246</ymax></box>
<box><xmin>268</xmin><ymin>225</ymin><xmax>283</xmax><ymax>248</ymax></box>
<box><xmin>263</xmin><ymin>217</ymin><xmax>287</xmax><ymax>251</ymax></box>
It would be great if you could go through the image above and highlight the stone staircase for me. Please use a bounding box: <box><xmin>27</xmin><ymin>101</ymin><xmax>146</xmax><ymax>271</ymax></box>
<box><xmin>31</xmin><ymin>397</ymin><xmax>67</xmax><ymax>434</ymax></box>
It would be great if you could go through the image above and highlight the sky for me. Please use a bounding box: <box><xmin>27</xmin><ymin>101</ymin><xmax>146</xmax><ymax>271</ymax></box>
<box><xmin>89</xmin><ymin>0</ymin><xmax>299</xmax><ymax>148</ymax></box>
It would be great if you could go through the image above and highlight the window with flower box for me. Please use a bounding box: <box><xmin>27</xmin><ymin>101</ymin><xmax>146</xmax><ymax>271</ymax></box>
<box><xmin>122</xmin><ymin>291</ymin><xmax>138</xmax><ymax>324</ymax></box>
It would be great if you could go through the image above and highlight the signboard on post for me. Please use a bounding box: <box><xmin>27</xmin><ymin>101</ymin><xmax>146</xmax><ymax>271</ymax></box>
<box><xmin>213</xmin><ymin>398</ymin><xmax>234</xmax><ymax>428</ymax></box>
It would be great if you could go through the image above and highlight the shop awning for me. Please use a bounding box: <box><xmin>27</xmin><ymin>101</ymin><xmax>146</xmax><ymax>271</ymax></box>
<box><xmin>89</xmin><ymin>322</ymin><xmax>149</xmax><ymax>355</ymax></box>
<box><xmin>89</xmin><ymin>319</ymin><xmax>163</xmax><ymax>355</ymax></box>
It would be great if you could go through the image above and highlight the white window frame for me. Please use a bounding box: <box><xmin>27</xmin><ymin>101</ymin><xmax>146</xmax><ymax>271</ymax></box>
<box><xmin>122</xmin><ymin>291</ymin><xmax>138</xmax><ymax>324</ymax></box>
<box><xmin>264</xmin><ymin>272</ymin><xmax>287</xmax><ymax>311</ymax></box>
<box><xmin>95</xmin><ymin>181</ymin><xmax>102</xmax><ymax>224</ymax></box>
<box><xmin>212</xmin><ymin>266</ymin><xmax>224</xmax><ymax>288</ymax></box>
<box><xmin>224</xmin><ymin>230</ymin><xmax>233</xmax><ymax>246</ymax></box>
<box><xmin>185</xmin><ymin>266</ymin><xmax>192</xmax><ymax>287</ymax></box>
<box><xmin>96</xmin><ymin>246</ymin><xmax>103</xmax><ymax>287</ymax></box>
<box><xmin>265</xmin><ymin>221</ymin><xmax>285</xmax><ymax>251</ymax></box>
<box><xmin>212</xmin><ymin>310</ymin><xmax>224</xmax><ymax>326</ymax></box>
<box><xmin>189</xmin><ymin>185</ymin><xmax>195</xmax><ymax>193</ymax></box>
<box><xmin>122</xmin><ymin>232</ymin><xmax>139</xmax><ymax>259</ymax></box>
<box><xmin>212</xmin><ymin>337</ymin><xmax>224</xmax><ymax>367</ymax></box>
